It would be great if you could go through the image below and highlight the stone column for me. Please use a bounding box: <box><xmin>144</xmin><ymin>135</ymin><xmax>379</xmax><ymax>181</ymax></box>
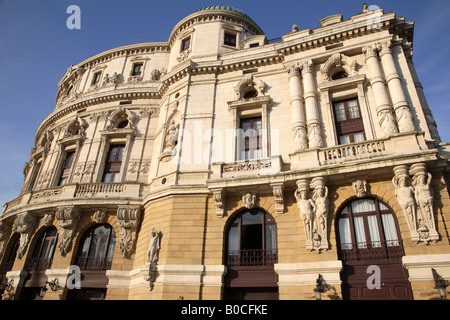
<box><xmin>379</xmin><ymin>41</ymin><xmax>416</xmax><ymax>133</ymax></box>
<box><xmin>301</xmin><ymin>60</ymin><xmax>324</xmax><ymax>148</ymax></box>
<box><xmin>286</xmin><ymin>64</ymin><xmax>308</xmax><ymax>150</ymax></box>
<box><xmin>363</xmin><ymin>45</ymin><xmax>399</xmax><ymax>137</ymax></box>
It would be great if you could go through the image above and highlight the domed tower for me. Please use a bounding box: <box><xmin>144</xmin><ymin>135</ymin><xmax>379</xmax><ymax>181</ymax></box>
<box><xmin>167</xmin><ymin>6</ymin><xmax>265</xmax><ymax>71</ymax></box>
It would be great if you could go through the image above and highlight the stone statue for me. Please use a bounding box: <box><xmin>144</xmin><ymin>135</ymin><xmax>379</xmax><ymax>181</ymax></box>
<box><xmin>165</xmin><ymin>120</ymin><xmax>180</xmax><ymax>150</ymax></box>
<box><xmin>147</xmin><ymin>228</ymin><xmax>161</xmax><ymax>265</ymax></box>
<box><xmin>295</xmin><ymin>189</ymin><xmax>315</xmax><ymax>242</ymax></box>
<box><xmin>413</xmin><ymin>171</ymin><xmax>435</xmax><ymax>232</ymax></box>
<box><xmin>313</xmin><ymin>185</ymin><xmax>329</xmax><ymax>240</ymax></box>
<box><xmin>392</xmin><ymin>174</ymin><xmax>418</xmax><ymax>240</ymax></box>
<box><xmin>378</xmin><ymin>109</ymin><xmax>398</xmax><ymax>136</ymax></box>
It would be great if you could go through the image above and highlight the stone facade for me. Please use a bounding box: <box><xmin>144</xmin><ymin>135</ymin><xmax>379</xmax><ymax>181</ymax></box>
<box><xmin>1</xmin><ymin>5</ymin><xmax>450</xmax><ymax>300</ymax></box>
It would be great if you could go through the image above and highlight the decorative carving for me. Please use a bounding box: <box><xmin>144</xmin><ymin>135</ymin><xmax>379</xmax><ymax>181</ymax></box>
<box><xmin>117</xmin><ymin>206</ymin><xmax>141</xmax><ymax>258</ymax></box>
<box><xmin>151</xmin><ymin>68</ymin><xmax>166</xmax><ymax>81</ymax></box>
<box><xmin>12</xmin><ymin>212</ymin><xmax>37</xmax><ymax>259</ymax></box>
<box><xmin>177</xmin><ymin>49</ymin><xmax>191</xmax><ymax>63</ymax></box>
<box><xmin>308</xmin><ymin>123</ymin><xmax>324</xmax><ymax>149</ymax></box>
<box><xmin>395</xmin><ymin>106</ymin><xmax>416</xmax><ymax>133</ymax></box>
<box><xmin>222</xmin><ymin>160</ymin><xmax>271</xmax><ymax>173</ymax></box>
<box><xmin>164</xmin><ymin>120</ymin><xmax>180</xmax><ymax>151</ymax></box>
<box><xmin>271</xmin><ymin>183</ymin><xmax>285</xmax><ymax>214</ymax></box>
<box><xmin>64</xmin><ymin>115</ymin><xmax>88</xmax><ymax>139</ymax></box>
<box><xmin>42</xmin><ymin>213</ymin><xmax>54</xmax><ymax>227</ymax></box>
<box><xmin>212</xmin><ymin>189</ymin><xmax>226</xmax><ymax>217</ymax></box>
<box><xmin>295</xmin><ymin>180</ymin><xmax>315</xmax><ymax>250</ymax></box>
<box><xmin>292</xmin><ymin>125</ymin><xmax>308</xmax><ymax>150</ymax></box>
<box><xmin>411</xmin><ymin>163</ymin><xmax>439</xmax><ymax>243</ymax></box>
<box><xmin>0</xmin><ymin>222</ymin><xmax>11</xmax><ymax>258</ymax></box>
<box><xmin>352</xmin><ymin>178</ymin><xmax>368</xmax><ymax>198</ymax></box>
<box><xmin>295</xmin><ymin>178</ymin><xmax>330</xmax><ymax>252</ymax></box>
<box><xmin>242</xmin><ymin>193</ymin><xmax>257</xmax><ymax>210</ymax></box>
<box><xmin>233</xmin><ymin>74</ymin><xmax>267</xmax><ymax>100</ymax></box>
<box><xmin>147</xmin><ymin>228</ymin><xmax>161</xmax><ymax>265</ymax></box>
<box><xmin>106</xmin><ymin>106</ymin><xmax>136</xmax><ymax>131</ymax></box>
<box><xmin>378</xmin><ymin>109</ymin><xmax>399</xmax><ymax>136</ymax></box>
<box><xmin>102</xmin><ymin>72</ymin><xmax>121</xmax><ymax>86</ymax></box>
<box><xmin>55</xmin><ymin>206</ymin><xmax>80</xmax><ymax>257</ymax></box>
<box><xmin>93</xmin><ymin>210</ymin><xmax>106</xmax><ymax>223</ymax></box>
<box><xmin>393</xmin><ymin>164</ymin><xmax>439</xmax><ymax>244</ymax></box>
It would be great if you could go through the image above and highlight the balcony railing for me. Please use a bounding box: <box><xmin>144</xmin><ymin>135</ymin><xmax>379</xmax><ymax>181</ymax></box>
<box><xmin>226</xmin><ymin>249</ymin><xmax>278</xmax><ymax>268</ymax></box>
<box><xmin>26</xmin><ymin>258</ymin><xmax>54</xmax><ymax>271</ymax></box>
<box><xmin>338</xmin><ymin>240</ymin><xmax>405</xmax><ymax>262</ymax></box>
<box><xmin>75</xmin><ymin>183</ymin><xmax>124</xmax><ymax>197</ymax></box>
<box><xmin>322</xmin><ymin>140</ymin><xmax>386</xmax><ymax>164</ymax></box>
<box><xmin>75</xmin><ymin>257</ymin><xmax>113</xmax><ymax>271</ymax></box>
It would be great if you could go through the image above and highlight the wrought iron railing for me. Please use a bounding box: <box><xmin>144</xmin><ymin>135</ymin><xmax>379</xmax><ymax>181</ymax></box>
<box><xmin>75</xmin><ymin>257</ymin><xmax>113</xmax><ymax>271</ymax></box>
<box><xmin>338</xmin><ymin>240</ymin><xmax>405</xmax><ymax>262</ymax></box>
<box><xmin>26</xmin><ymin>258</ymin><xmax>54</xmax><ymax>271</ymax></box>
<box><xmin>226</xmin><ymin>249</ymin><xmax>278</xmax><ymax>268</ymax></box>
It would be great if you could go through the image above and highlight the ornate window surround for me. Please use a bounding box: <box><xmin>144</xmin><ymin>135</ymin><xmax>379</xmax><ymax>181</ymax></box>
<box><xmin>318</xmin><ymin>73</ymin><xmax>375</xmax><ymax>147</ymax></box>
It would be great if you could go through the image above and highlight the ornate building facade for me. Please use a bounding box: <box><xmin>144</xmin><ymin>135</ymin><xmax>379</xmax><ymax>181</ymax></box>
<box><xmin>1</xmin><ymin>4</ymin><xmax>450</xmax><ymax>300</ymax></box>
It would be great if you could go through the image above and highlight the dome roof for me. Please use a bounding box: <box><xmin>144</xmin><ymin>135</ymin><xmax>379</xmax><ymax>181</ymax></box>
<box><xmin>195</xmin><ymin>5</ymin><xmax>248</xmax><ymax>17</ymax></box>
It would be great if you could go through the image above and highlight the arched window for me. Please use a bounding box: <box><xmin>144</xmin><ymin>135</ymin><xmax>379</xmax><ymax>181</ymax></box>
<box><xmin>27</xmin><ymin>227</ymin><xmax>58</xmax><ymax>271</ymax></box>
<box><xmin>75</xmin><ymin>224</ymin><xmax>116</xmax><ymax>271</ymax></box>
<box><xmin>336</xmin><ymin>198</ymin><xmax>404</xmax><ymax>262</ymax></box>
<box><xmin>226</xmin><ymin>209</ymin><xmax>277</xmax><ymax>268</ymax></box>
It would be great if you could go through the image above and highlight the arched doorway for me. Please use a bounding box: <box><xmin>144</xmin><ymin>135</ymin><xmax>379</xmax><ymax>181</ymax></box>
<box><xmin>223</xmin><ymin>208</ymin><xmax>278</xmax><ymax>300</ymax></box>
<box><xmin>67</xmin><ymin>224</ymin><xmax>116</xmax><ymax>300</ymax></box>
<box><xmin>20</xmin><ymin>227</ymin><xmax>58</xmax><ymax>300</ymax></box>
<box><xmin>336</xmin><ymin>198</ymin><xmax>413</xmax><ymax>300</ymax></box>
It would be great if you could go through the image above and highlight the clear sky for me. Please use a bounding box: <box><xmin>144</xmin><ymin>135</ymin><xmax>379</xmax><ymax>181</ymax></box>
<box><xmin>0</xmin><ymin>0</ymin><xmax>449</xmax><ymax>209</ymax></box>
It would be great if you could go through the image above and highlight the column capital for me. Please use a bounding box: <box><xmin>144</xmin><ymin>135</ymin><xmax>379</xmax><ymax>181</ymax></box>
<box><xmin>285</xmin><ymin>63</ymin><xmax>301</xmax><ymax>76</ymax></box>
<box><xmin>300</xmin><ymin>60</ymin><xmax>314</xmax><ymax>74</ymax></box>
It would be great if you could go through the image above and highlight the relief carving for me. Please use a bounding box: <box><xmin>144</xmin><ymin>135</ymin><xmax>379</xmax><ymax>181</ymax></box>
<box><xmin>55</xmin><ymin>206</ymin><xmax>80</xmax><ymax>257</ymax></box>
<box><xmin>12</xmin><ymin>212</ymin><xmax>37</xmax><ymax>259</ymax></box>
<box><xmin>117</xmin><ymin>206</ymin><xmax>141</xmax><ymax>258</ymax></box>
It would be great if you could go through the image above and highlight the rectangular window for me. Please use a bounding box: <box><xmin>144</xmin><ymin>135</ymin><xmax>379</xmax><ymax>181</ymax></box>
<box><xmin>181</xmin><ymin>37</ymin><xmax>191</xmax><ymax>52</ymax></box>
<box><xmin>102</xmin><ymin>144</ymin><xmax>125</xmax><ymax>183</ymax></box>
<box><xmin>91</xmin><ymin>72</ymin><xmax>102</xmax><ymax>86</ymax></box>
<box><xmin>333</xmin><ymin>98</ymin><xmax>365</xmax><ymax>145</ymax></box>
<box><xmin>224</xmin><ymin>32</ymin><xmax>237</xmax><ymax>47</ymax></box>
<box><xmin>239</xmin><ymin>117</ymin><xmax>262</xmax><ymax>160</ymax></box>
<box><xmin>132</xmin><ymin>63</ymin><xmax>143</xmax><ymax>76</ymax></box>
<box><xmin>58</xmin><ymin>151</ymin><xmax>76</xmax><ymax>186</ymax></box>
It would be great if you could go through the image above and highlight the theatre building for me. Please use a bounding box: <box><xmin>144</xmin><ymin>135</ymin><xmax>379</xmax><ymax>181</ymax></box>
<box><xmin>1</xmin><ymin>4</ymin><xmax>450</xmax><ymax>300</ymax></box>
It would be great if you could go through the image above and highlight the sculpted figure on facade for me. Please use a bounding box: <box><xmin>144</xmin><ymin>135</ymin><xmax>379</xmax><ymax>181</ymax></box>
<box><xmin>312</xmin><ymin>178</ymin><xmax>329</xmax><ymax>251</ymax></box>
<box><xmin>295</xmin><ymin>180</ymin><xmax>315</xmax><ymax>250</ymax></box>
<box><xmin>393</xmin><ymin>164</ymin><xmax>439</xmax><ymax>244</ymax></box>
<box><xmin>352</xmin><ymin>178</ymin><xmax>368</xmax><ymax>198</ymax></box>
<box><xmin>147</xmin><ymin>228</ymin><xmax>161</xmax><ymax>265</ymax></box>
<box><xmin>56</xmin><ymin>206</ymin><xmax>80</xmax><ymax>257</ymax></box>
<box><xmin>411</xmin><ymin>163</ymin><xmax>439</xmax><ymax>243</ymax></box>
<box><xmin>243</xmin><ymin>193</ymin><xmax>257</xmax><ymax>210</ymax></box>
<box><xmin>164</xmin><ymin>120</ymin><xmax>180</xmax><ymax>151</ymax></box>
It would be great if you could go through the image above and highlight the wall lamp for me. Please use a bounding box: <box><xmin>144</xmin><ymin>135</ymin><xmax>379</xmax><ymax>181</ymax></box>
<box><xmin>314</xmin><ymin>274</ymin><xmax>335</xmax><ymax>300</ymax></box>
<box><xmin>46</xmin><ymin>278</ymin><xmax>62</xmax><ymax>292</ymax></box>
<box><xmin>432</xmin><ymin>268</ymin><xmax>449</xmax><ymax>299</ymax></box>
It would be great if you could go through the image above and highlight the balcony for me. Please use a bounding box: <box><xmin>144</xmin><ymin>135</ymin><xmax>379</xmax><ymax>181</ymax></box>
<box><xmin>226</xmin><ymin>249</ymin><xmax>278</xmax><ymax>268</ymax></box>
<box><xmin>2</xmin><ymin>182</ymin><xmax>143</xmax><ymax>217</ymax></box>
<box><xmin>75</xmin><ymin>257</ymin><xmax>113</xmax><ymax>271</ymax></box>
<box><xmin>338</xmin><ymin>240</ymin><xmax>405</xmax><ymax>262</ymax></box>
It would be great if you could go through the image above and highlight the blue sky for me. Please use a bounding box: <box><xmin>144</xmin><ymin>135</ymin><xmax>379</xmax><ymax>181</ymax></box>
<box><xmin>0</xmin><ymin>0</ymin><xmax>449</xmax><ymax>209</ymax></box>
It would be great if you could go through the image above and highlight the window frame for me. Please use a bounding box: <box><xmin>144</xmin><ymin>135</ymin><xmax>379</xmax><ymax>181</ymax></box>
<box><xmin>131</xmin><ymin>63</ymin><xmax>143</xmax><ymax>76</ymax></box>
<box><xmin>224</xmin><ymin>32</ymin><xmax>237</xmax><ymax>47</ymax></box>
<box><xmin>181</xmin><ymin>36</ymin><xmax>191</xmax><ymax>52</ymax></box>
<box><xmin>91</xmin><ymin>71</ymin><xmax>102</xmax><ymax>86</ymax></box>
<box><xmin>333</xmin><ymin>98</ymin><xmax>366</xmax><ymax>145</ymax></box>
<box><xmin>336</xmin><ymin>198</ymin><xmax>404</xmax><ymax>262</ymax></box>
<box><xmin>102</xmin><ymin>144</ymin><xmax>125</xmax><ymax>183</ymax></box>
<box><xmin>58</xmin><ymin>150</ymin><xmax>76</xmax><ymax>186</ymax></box>
<box><xmin>239</xmin><ymin>116</ymin><xmax>263</xmax><ymax>161</ymax></box>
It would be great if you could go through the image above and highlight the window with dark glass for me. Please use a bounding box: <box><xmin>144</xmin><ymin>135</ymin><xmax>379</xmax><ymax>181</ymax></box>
<box><xmin>75</xmin><ymin>224</ymin><xmax>116</xmax><ymax>271</ymax></box>
<box><xmin>28</xmin><ymin>160</ymin><xmax>42</xmax><ymax>192</ymax></box>
<box><xmin>239</xmin><ymin>117</ymin><xmax>262</xmax><ymax>160</ymax></box>
<box><xmin>226</xmin><ymin>209</ymin><xmax>277</xmax><ymax>268</ymax></box>
<box><xmin>224</xmin><ymin>32</ymin><xmax>237</xmax><ymax>47</ymax></box>
<box><xmin>333</xmin><ymin>98</ymin><xmax>365</xmax><ymax>145</ymax></box>
<box><xmin>132</xmin><ymin>63</ymin><xmax>143</xmax><ymax>76</ymax></box>
<box><xmin>91</xmin><ymin>72</ymin><xmax>102</xmax><ymax>86</ymax></box>
<box><xmin>27</xmin><ymin>227</ymin><xmax>58</xmax><ymax>271</ymax></box>
<box><xmin>102</xmin><ymin>144</ymin><xmax>125</xmax><ymax>183</ymax></box>
<box><xmin>181</xmin><ymin>37</ymin><xmax>191</xmax><ymax>52</ymax></box>
<box><xmin>58</xmin><ymin>151</ymin><xmax>76</xmax><ymax>186</ymax></box>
